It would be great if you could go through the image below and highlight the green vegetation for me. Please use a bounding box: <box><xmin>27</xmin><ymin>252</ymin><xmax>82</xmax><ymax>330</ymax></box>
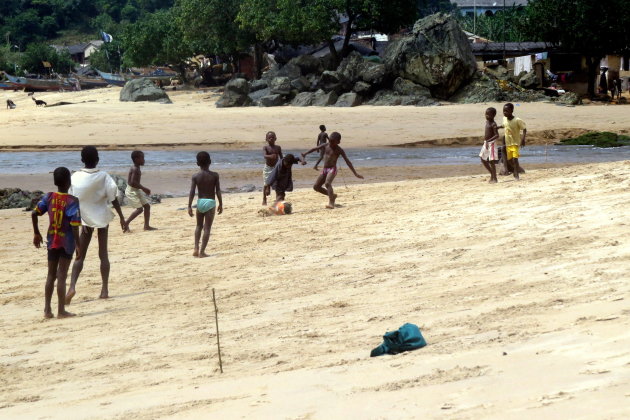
<box><xmin>561</xmin><ymin>132</ymin><xmax>630</xmax><ymax>148</ymax></box>
<box><xmin>457</xmin><ymin>6</ymin><xmax>529</xmax><ymax>42</ymax></box>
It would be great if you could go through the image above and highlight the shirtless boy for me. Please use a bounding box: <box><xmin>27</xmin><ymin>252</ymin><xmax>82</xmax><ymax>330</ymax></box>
<box><xmin>479</xmin><ymin>107</ymin><xmax>500</xmax><ymax>183</ymax></box>
<box><xmin>313</xmin><ymin>125</ymin><xmax>329</xmax><ymax>171</ymax></box>
<box><xmin>262</xmin><ymin>131</ymin><xmax>283</xmax><ymax>206</ymax></box>
<box><xmin>32</xmin><ymin>167</ymin><xmax>81</xmax><ymax>318</ymax></box>
<box><xmin>188</xmin><ymin>152</ymin><xmax>223</xmax><ymax>258</ymax></box>
<box><xmin>302</xmin><ymin>131</ymin><xmax>363</xmax><ymax>209</ymax></box>
<box><xmin>124</xmin><ymin>151</ymin><xmax>157</xmax><ymax>231</ymax></box>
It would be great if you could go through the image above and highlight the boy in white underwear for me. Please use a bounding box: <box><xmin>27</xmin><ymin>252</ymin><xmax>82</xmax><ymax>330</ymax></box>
<box><xmin>188</xmin><ymin>152</ymin><xmax>223</xmax><ymax>258</ymax></box>
<box><xmin>124</xmin><ymin>150</ymin><xmax>157</xmax><ymax>231</ymax></box>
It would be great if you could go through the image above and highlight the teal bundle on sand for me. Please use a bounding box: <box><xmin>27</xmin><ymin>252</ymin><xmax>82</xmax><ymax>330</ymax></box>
<box><xmin>370</xmin><ymin>323</ymin><xmax>427</xmax><ymax>357</ymax></box>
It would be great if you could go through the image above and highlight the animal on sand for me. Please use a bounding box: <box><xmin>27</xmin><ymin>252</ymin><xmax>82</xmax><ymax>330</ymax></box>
<box><xmin>32</xmin><ymin>97</ymin><xmax>46</xmax><ymax>107</ymax></box>
<box><xmin>6</xmin><ymin>99</ymin><xmax>16</xmax><ymax>109</ymax></box>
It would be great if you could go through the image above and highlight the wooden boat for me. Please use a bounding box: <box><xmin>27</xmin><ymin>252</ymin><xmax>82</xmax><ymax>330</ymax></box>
<box><xmin>0</xmin><ymin>81</ymin><xmax>18</xmax><ymax>90</ymax></box>
<box><xmin>76</xmin><ymin>75</ymin><xmax>110</xmax><ymax>89</ymax></box>
<box><xmin>3</xmin><ymin>73</ymin><xmax>73</xmax><ymax>92</ymax></box>
<box><xmin>96</xmin><ymin>70</ymin><xmax>127</xmax><ymax>86</ymax></box>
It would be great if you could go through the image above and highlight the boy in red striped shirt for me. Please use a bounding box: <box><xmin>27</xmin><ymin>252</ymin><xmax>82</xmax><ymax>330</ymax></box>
<box><xmin>32</xmin><ymin>167</ymin><xmax>82</xmax><ymax>319</ymax></box>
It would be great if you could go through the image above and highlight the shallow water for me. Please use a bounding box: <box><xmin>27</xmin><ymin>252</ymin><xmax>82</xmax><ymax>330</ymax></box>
<box><xmin>0</xmin><ymin>146</ymin><xmax>629</xmax><ymax>174</ymax></box>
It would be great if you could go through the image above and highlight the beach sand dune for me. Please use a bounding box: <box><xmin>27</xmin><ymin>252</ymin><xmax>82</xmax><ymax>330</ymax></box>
<box><xmin>1</xmin><ymin>161</ymin><xmax>629</xmax><ymax>419</ymax></box>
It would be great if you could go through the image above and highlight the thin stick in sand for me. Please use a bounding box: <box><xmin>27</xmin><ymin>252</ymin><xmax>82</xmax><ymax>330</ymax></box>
<box><xmin>212</xmin><ymin>288</ymin><xmax>223</xmax><ymax>373</ymax></box>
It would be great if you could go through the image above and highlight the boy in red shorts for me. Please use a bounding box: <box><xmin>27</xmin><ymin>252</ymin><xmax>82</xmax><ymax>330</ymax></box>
<box><xmin>32</xmin><ymin>167</ymin><xmax>82</xmax><ymax>319</ymax></box>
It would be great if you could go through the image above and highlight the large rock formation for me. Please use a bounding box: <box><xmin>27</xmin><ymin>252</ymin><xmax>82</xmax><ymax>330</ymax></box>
<box><xmin>120</xmin><ymin>78</ymin><xmax>172</xmax><ymax>103</ymax></box>
<box><xmin>384</xmin><ymin>13</ymin><xmax>476</xmax><ymax>99</ymax></box>
<box><xmin>216</xmin><ymin>78</ymin><xmax>251</xmax><ymax>108</ymax></box>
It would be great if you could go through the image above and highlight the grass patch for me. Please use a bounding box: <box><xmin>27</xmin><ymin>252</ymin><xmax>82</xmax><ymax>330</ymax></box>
<box><xmin>560</xmin><ymin>131</ymin><xmax>630</xmax><ymax>148</ymax></box>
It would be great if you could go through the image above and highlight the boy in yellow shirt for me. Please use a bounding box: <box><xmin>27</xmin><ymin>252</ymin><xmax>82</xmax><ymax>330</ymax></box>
<box><xmin>501</xmin><ymin>103</ymin><xmax>527</xmax><ymax>180</ymax></box>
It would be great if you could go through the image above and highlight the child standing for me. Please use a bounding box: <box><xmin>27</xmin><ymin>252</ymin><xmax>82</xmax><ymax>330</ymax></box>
<box><xmin>188</xmin><ymin>152</ymin><xmax>223</xmax><ymax>258</ymax></box>
<box><xmin>502</xmin><ymin>103</ymin><xmax>527</xmax><ymax>180</ymax></box>
<box><xmin>302</xmin><ymin>132</ymin><xmax>363</xmax><ymax>209</ymax></box>
<box><xmin>32</xmin><ymin>167</ymin><xmax>81</xmax><ymax>318</ymax></box>
<box><xmin>262</xmin><ymin>131</ymin><xmax>283</xmax><ymax>206</ymax></box>
<box><xmin>313</xmin><ymin>125</ymin><xmax>329</xmax><ymax>171</ymax></box>
<box><xmin>479</xmin><ymin>107</ymin><xmax>500</xmax><ymax>183</ymax></box>
<box><xmin>124</xmin><ymin>150</ymin><xmax>156</xmax><ymax>232</ymax></box>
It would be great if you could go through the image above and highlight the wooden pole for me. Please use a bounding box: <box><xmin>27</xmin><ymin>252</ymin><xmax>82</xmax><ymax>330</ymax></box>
<box><xmin>212</xmin><ymin>288</ymin><xmax>223</xmax><ymax>373</ymax></box>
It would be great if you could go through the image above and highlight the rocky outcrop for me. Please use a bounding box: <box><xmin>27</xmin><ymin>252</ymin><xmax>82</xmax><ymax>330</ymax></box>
<box><xmin>292</xmin><ymin>92</ymin><xmax>315</xmax><ymax>106</ymax></box>
<box><xmin>120</xmin><ymin>78</ymin><xmax>172</xmax><ymax>103</ymax></box>
<box><xmin>393</xmin><ymin>77</ymin><xmax>431</xmax><ymax>97</ymax></box>
<box><xmin>270</xmin><ymin>77</ymin><xmax>292</xmax><ymax>95</ymax></box>
<box><xmin>312</xmin><ymin>89</ymin><xmax>338</xmax><ymax>106</ymax></box>
<box><xmin>384</xmin><ymin>13</ymin><xmax>476</xmax><ymax>99</ymax></box>
<box><xmin>260</xmin><ymin>94</ymin><xmax>285</xmax><ymax>107</ymax></box>
<box><xmin>0</xmin><ymin>188</ymin><xmax>43</xmax><ymax>210</ymax></box>
<box><xmin>519</xmin><ymin>70</ymin><xmax>538</xmax><ymax>89</ymax></box>
<box><xmin>216</xmin><ymin>78</ymin><xmax>251</xmax><ymax>107</ymax></box>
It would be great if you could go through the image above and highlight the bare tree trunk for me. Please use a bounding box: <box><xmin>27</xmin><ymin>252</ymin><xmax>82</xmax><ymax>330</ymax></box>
<box><xmin>327</xmin><ymin>39</ymin><xmax>339</xmax><ymax>68</ymax></box>
<box><xmin>341</xmin><ymin>13</ymin><xmax>355</xmax><ymax>57</ymax></box>
<box><xmin>253</xmin><ymin>43</ymin><xmax>263</xmax><ymax>79</ymax></box>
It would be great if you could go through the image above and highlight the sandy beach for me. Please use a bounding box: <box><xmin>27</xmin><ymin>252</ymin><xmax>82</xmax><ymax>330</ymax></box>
<box><xmin>1</xmin><ymin>88</ymin><xmax>629</xmax><ymax>419</ymax></box>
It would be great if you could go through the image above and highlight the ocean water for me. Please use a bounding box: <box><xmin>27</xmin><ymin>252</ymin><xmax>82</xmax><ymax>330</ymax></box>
<box><xmin>0</xmin><ymin>146</ymin><xmax>629</xmax><ymax>174</ymax></box>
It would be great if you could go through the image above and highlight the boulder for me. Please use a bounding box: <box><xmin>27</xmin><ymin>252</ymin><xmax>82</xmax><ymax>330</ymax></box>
<box><xmin>485</xmin><ymin>66</ymin><xmax>510</xmax><ymax>81</ymax></box>
<box><xmin>353</xmin><ymin>81</ymin><xmax>372</xmax><ymax>95</ymax></box>
<box><xmin>290</xmin><ymin>76</ymin><xmax>311</xmax><ymax>92</ymax></box>
<box><xmin>270</xmin><ymin>77</ymin><xmax>291</xmax><ymax>95</ymax></box>
<box><xmin>393</xmin><ymin>77</ymin><xmax>431</xmax><ymax>96</ymax></box>
<box><xmin>120</xmin><ymin>78</ymin><xmax>172</xmax><ymax>103</ymax></box>
<box><xmin>277</xmin><ymin>63</ymin><xmax>302</xmax><ymax>80</ymax></box>
<box><xmin>288</xmin><ymin>55</ymin><xmax>323</xmax><ymax>75</ymax></box>
<box><xmin>519</xmin><ymin>70</ymin><xmax>539</xmax><ymax>89</ymax></box>
<box><xmin>384</xmin><ymin>13</ymin><xmax>476</xmax><ymax>99</ymax></box>
<box><xmin>337</xmin><ymin>52</ymin><xmax>364</xmax><ymax>86</ymax></box>
<box><xmin>291</xmin><ymin>92</ymin><xmax>315</xmax><ymax>106</ymax></box>
<box><xmin>260</xmin><ymin>94</ymin><xmax>285</xmax><ymax>107</ymax></box>
<box><xmin>250</xmin><ymin>79</ymin><xmax>268</xmax><ymax>92</ymax></box>
<box><xmin>0</xmin><ymin>188</ymin><xmax>43</xmax><ymax>210</ymax></box>
<box><xmin>248</xmin><ymin>87</ymin><xmax>271</xmax><ymax>104</ymax></box>
<box><xmin>311</xmin><ymin>89</ymin><xmax>338</xmax><ymax>106</ymax></box>
<box><xmin>216</xmin><ymin>78</ymin><xmax>251</xmax><ymax>107</ymax></box>
<box><xmin>557</xmin><ymin>91</ymin><xmax>582</xmax><ymax>105</ymax></box>
<box><xmin>367</xmin><ymin>90</ymin><xmax>403</xmax><ymax>106</ymax></box>
<box><xmin>335</xmin><ymin>92</ymin><xmax>362</xmax><ymax>107</ymax></box>
<box><xmin>318</xmin><ymin>71</ymin><xmax>343</xmax><ymax>93</ymax></box>
<box><xmin>359</xmin><ymin>61</ymin><xmax>386</xmax><ymax>85</ymax></box>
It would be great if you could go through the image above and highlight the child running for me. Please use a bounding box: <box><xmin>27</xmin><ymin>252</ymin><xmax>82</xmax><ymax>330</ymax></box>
<box><xmin>302</xmin><ymin>131</ymin><xmax>363</xmax><ymax>209</ymax></box>
<box><xmin>32</xmin><ymin>167</ymin><xmax>81</xmax><ymax>318</ymax></box>
<box><xmin>313</xmin><ymin>125</ymin><xmax>329</xmax><ymax>170</ymax></box>
<box><xmin>502</xmin><ymin>103</ymin><xmax>527</xmax><ymax>180</ymax></box>
<box><xmin>188</xmin><ymin>152</ymin><xmax>223</xmax><ymax>258</ymax></box>
<box><xmin>479</xmin><ymin>107</ymin><xmax>500</xmax><ymax>183</ymax></box>
<box><xmin>262</xmin><ymin>131</ymin><xmax>283</xmax><ymax>206</ymax></box>
<box><xmin>124</xmin><ymin>150</ymin><xmax>157</xmax><ymax>232</ymax></box>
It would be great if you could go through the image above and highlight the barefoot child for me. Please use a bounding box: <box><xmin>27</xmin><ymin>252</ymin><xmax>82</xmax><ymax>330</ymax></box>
<box><xmin>302</xmin><ymin>131</ymin><xmax>363</xmax><ymax>209</ymax></box>
<box><xmin>67</xmin><ymin>146</ymin><xmax>126</xmax><ymax>303</ymax></box>
<box><xmin>313</xmin><ymin>125</ymin><xmax>329</xmax><ymax>170</ymax></box>
<box><xmin>265</xmin><ymin>153</ymin><xmax>306</xmax><ymax>203</ymax></box>
<box><xmin>32</xmin><ymin>167</ymin><xmax>81</xmax><ymax>318</ymax></box>
<box><xmin>124</xmin><ymin>151</ymin><xmax>157</xmax><ymax>231</ymax></box>
<box><xmin>262</xmin><ymin>131</ymin><xmax>282</xmax><ymax>206</ymax></box>
<box><xmin>479</xmin><ymin>107</ymin><xmax>500</xmax><ymax>183</ymax></box>
<box><xmin>188</xmin><ymin>152</ymin><xmax>223</xmax><ymax>258</ymax></box>
<box><xmin>502</xmin><ymin>103</ymin><xmax>527</xmax><ymax>180</ymax></box>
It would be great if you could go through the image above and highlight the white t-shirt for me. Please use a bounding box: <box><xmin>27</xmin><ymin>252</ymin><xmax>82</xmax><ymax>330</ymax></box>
<box><xmin>70</xmin><ymin>168</ymin><xmax>118</xmax><ymax>228</ymax></box>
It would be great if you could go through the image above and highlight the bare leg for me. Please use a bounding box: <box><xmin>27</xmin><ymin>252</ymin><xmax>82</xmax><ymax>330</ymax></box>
<box><xmin>143</xmin><ymin>204</ymin><xmax>156</xmax><ymax>230</ymax></box>
<box><xmin>489</xmin><ymin>161</ymin><xmax>497</xmax><ymax>183</ymax></box>
<box><xmin>124</xmin><ymin>207</ymin><xmax>143</xmax><ymax>231</ymax></box>
<box><xmin>262</xmin><ymin>186</ymin><xmax>270</xmax><ymax>206</ymax></box>
<box><xmin>67</xmin><ymin>227</ymin><xmax>93</xmax><ymax>304</ymax></box>
<box><xmin>193</xmin><ymin>210</ymin><xmax>204</xmax><ymax>257</ymax></box>
<box><xmin>313</xmin><ymin>173</ymin><xmax>328</xmax><ymax>196</ymax></box>
<box><xmin>513</xmin><ymin>158</ymin><xmax>521</xmax><ymax>180</ymax></box>
<box><xmin>199</xmin><ymin>208</ymin><xmax>216</xmax><ymax>258</ymax></box>
<box><xmin>44</xmin><ymin>259</ymin><xmax>58</xmax><ymax>318</ymax></box>
<box><xmin>481</xmin><ymin>158</ymin><xmax>492</xmax><ymax>178</ymax></box>
<box><xmin>324</xmin><ymin>170</ymin><xmax>338</xmax><ymax>209</ymax></box>
<box><xmin>97</xmin><ymin>227</ymin><xmax>110</xmax><ymax>299</ymax></box>
<box><xmin>314</xmin><ymin>152</ymin><xmax>324</xmax><ymax>170</ymax></box>
<box><xmin>56</xmin><ymin>258</ymin><xmax>74</xmax><ymax>318</ymax></box>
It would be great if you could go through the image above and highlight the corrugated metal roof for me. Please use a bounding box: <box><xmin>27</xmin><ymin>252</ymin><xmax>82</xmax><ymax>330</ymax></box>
<box><xmin>455</xmin><ymin>0</ymin><xmax>528</xmax><ymax>7</ymax></box>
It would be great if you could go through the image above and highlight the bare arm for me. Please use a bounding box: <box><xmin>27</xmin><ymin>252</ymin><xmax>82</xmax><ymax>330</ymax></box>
<box><xmin>32</xmin><ymin>211</ymin><xmax>43</xmax><ymax>248</ymax></box>
<box><xmin>111</xmin><ymin>198</ymin><xmax>125</xmax><ymax>231</ymax></box>
<box><xmin>188</xmin><ymin>175</ymin><xmax>197</xmax><ymax>217</ymax></box>
<box><xmin>215</xmin><ymin>174</ymin><xmax>223</xmax><ymax>215</ymax></box>
<box><xmin>488</xmin><ymin>124</ymin><xmax>500</xmax><ymax>143</ymax></box>
<box><xmin>277</xmin><ymin>146</ymin><xmax>283</xmax><ymax>160</ymax></box>
<box><xmin>302</xmin><ymin>143</ymin><xmax>326</xmax><ymax>157</ymax></box>
<box><xmin>72</xmin><ymin>225</ymin><xmax>81</xmax><ymax>259</ymax></box>
<box><xmin>128</xmin><ymin>167</ymin><xmax>150</xmax><ymax>194</ymax></box>
<box><xmin>340</xmin><ymin>149</ymin><xmax>363</xmax><ymax>179</ymax></box>
<box><xmin>521</xmin><ymin>129</ymin><xmax>527</xmax><ymax>147</ymax></box>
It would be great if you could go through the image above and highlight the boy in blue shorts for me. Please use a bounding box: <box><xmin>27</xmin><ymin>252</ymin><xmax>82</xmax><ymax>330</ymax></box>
<box><xmin>32</xmin><ymin>167</ymin><xmax>82</xmax><ymax>319</ymax></box>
